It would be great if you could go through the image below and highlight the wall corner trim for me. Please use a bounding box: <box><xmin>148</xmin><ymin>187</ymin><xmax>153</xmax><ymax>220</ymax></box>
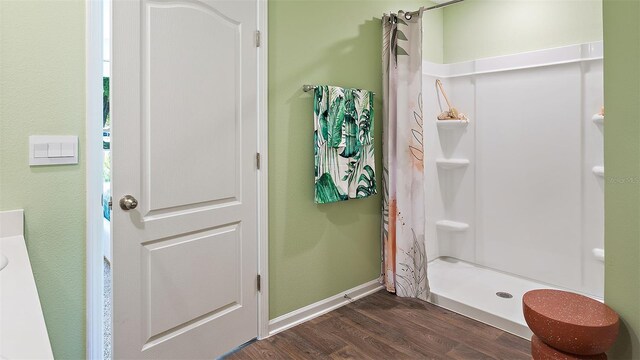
<box><xmin>267</xmin><ymin>280</ymin><xmax>383</xmax><ymax>337</ymax></box>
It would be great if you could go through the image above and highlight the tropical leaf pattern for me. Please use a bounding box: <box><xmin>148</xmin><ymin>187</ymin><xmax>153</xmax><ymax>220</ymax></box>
<box><xmin>383</xmin><ymin>13</ymin><xmax>411</xmax><ymax>69</ymax></box>
<box><xmin>409</xmin><ymin>94</ymin><xmax>424</xmax><ymax>166</ymax></box>
<box><xmin>396</xmin><ymin>230</ymin><xmax>428</xmax><ymax>298</ymax></box>
<box><xmin>314</xmin><ymin>86</ymin><xmax>376</xmax><ymax>204</ymax></box>
<box><xmin>381</xmin><ymin>10</ymin><xmax>429</xmax><ymax>301</ymax></box>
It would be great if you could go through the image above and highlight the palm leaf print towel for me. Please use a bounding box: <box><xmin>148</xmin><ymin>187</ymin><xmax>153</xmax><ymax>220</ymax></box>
<box><xmin>314</xmin><ymin>85</ymin><xmax>376</xmax><ymax>204</ymax></box>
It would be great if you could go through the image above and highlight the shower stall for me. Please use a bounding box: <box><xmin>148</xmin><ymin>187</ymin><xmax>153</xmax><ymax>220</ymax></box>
<box><xmin>422</xmin><ymin>42</ymin><xmax>604</xmax><ymax>338</ymax></box>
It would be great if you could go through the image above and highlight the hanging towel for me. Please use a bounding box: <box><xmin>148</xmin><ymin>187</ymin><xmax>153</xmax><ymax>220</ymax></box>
<box><xmin>314</xmin><ymin>85</ymin><xmax>376</xmax><ymax>204</ymax></box>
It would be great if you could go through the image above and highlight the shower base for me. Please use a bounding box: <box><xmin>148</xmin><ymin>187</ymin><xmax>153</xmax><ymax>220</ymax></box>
<box><xmin>427</xmin><ymin>257</ymin><xmax>563</xmax><ymax>339</ymax></box>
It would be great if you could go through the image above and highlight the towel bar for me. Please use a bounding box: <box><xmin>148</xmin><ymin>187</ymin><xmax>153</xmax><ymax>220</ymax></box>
<box><xmin>302</xmin><ymin>85</ymin><xmax>375</xmax><ymax>95</ymax></box>
<box><xmin>302</xmin><ymin>84</ymin><xmax>317</xmax><ymax>92</ymax></box>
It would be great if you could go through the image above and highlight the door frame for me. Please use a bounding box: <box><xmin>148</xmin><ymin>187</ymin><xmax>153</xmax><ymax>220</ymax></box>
<box><xmin>85</xmin><ymin>1</ymin><xmax>269</xmax><ymax>358</ymax></box>
<box><xmin>85</xmin><ymin>0</ymin><xmax>105</xmax><ymax>358</ymax></box>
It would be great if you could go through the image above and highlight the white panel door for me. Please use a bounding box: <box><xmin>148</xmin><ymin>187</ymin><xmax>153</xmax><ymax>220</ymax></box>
<box><xmin>111</xmin><ymin>0</ymin><xmax>259</xmax><ymax>358</ymax></box>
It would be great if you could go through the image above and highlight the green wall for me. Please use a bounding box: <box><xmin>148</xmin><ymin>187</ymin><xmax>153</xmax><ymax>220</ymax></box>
<box><xmin>0</xmin><ymin>1</ymin><xmax>86</xmax><ymax>359</ymax></box>
<box><xmin>603</xmin><ymin>1</ymin><xmax>640</xmax><ymax>358</ymax></box>
<box><xmin>442</xmin><ymin>0</ymin><xmax>603</xmax><ymax>63</ymax></box>
<box><xmin>268</xmin><ymin>0</ymin><xmax>441</xmax><ymax>318</ymax></box>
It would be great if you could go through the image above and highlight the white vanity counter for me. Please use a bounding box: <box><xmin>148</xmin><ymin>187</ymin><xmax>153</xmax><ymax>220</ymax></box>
<box><xmin>0</xmin><ymin>210</ymin><xmax>53</xmax><ymax>359</ymax></box>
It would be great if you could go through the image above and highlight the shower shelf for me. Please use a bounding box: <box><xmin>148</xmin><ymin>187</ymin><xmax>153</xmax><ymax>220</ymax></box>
<box><xmin>436</xmin><ymin>158</ymin><xmax>470</xmax><ymax>169</ymax></box>
<box><xmin>592</xmin><ymin>248</ymin><xmax>604</xmax><ymax>262</ymax></box>
<box><xmin>592</xmin><ymin>166</ymin><xmax>605</xmax><ymax>177</ymax></box>
<box><xmin>435</xmin><ymin>220</ymin><xmax>469</xmax><ymax>232</ymax></box>
<box><xmin>436</xmin><ymin>120</ymin><xmax>469</xmax><ymax>129</ymax></box>
<box><xmin>592</xmin><ymin>114</ymin><xmax>604</xmax><ymax>125</ymax></box>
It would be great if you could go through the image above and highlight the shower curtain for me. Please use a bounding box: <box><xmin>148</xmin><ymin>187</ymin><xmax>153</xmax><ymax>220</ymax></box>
<box><xmin>381</xmin><ymin>10</ymin><xmax>429</xmax><ymax>300</ymax></box>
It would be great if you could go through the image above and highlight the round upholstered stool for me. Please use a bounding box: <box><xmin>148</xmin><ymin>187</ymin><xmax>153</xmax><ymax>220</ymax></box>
<box><xmin>523</xmin><ymin>289</ymin><xmax>619</xmax><ymax>359</ymax></box>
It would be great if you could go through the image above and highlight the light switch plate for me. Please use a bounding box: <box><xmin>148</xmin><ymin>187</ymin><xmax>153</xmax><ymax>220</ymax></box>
<box><xmin>29</xmin><ymin>135</ymin><xmax>78</xmax><ymax>166</ymax></box>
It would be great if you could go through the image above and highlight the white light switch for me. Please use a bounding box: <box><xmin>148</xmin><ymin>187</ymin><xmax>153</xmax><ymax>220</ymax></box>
<box><xmin>47</xmin><ymin>143</ymin><xmax>62</xmax><ymax>157</ymax></box>
<box><xmin>29</xmin><ymin>135</ymin><xmax>78</xmax><ymax>166</ymax></box>
<box><xmin>61</xmin><ymin>143</ymin><xmax>75</xmax><ymax>157</ymax></box>
<box><xmin>33</xmin><ymin>143</ymin><xmax>48</xmax><ymax>158</ymax></box>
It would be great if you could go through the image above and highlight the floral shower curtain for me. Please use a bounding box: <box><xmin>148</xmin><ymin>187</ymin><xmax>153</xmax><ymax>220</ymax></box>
<box><xmin>381</xmin><ymin>10</ymin><xmax>429</xmax><ymax>300</ymax></box>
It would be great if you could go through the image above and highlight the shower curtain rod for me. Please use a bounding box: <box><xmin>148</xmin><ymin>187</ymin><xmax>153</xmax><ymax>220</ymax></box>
<box><xmin>424</xmin><ymin>0</ymin><xmax>464</xmax><ymax>11</ymax></box>
<box><xmin>404</xmin><ymin>0</ymin><xmax>464</xmax><ymax>18</ymax></box>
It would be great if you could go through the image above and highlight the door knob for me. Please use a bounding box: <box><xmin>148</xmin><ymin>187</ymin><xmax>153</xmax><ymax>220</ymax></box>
<box><xmin>119</xmin><ymin>195</ymin><xmax>138</xmax><ymax>210</ymax></box>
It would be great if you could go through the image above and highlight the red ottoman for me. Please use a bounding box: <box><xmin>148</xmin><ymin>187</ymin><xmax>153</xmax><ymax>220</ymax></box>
<box><xmin>523</xmin><ymin>289</ymin><xmax>619</xmax><ymax>359</ymax></box>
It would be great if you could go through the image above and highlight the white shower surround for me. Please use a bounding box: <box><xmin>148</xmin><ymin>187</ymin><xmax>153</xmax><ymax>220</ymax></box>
<box><xmin>423</xmin><ymin>42</ymin><xmax>604</xmax><ymax>338</ymax></box>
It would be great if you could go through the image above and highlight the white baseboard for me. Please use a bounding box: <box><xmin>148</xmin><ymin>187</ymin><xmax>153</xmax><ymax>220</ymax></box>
<box><xmin>267</xmin><ymin>279</ymin><xmax>383</xmax><ymax>337</ymax></box>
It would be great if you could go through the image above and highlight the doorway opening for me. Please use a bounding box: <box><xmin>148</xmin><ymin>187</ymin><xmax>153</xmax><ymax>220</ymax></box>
<box><xmin>101</xmin><ymin>0</ymin><xmax>112</xmax><ymax>358</ymax></box>
<box><xmin>86</xmin><ymin>0</ymin><xmax>112</xmax><ymax>358</ymax></box>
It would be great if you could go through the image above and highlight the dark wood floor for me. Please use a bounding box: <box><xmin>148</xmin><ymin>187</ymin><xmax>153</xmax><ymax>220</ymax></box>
<box><xmin>226</xmin><ymin>290</ymin><xmax>531</xmax><ymax>359</ymax></box>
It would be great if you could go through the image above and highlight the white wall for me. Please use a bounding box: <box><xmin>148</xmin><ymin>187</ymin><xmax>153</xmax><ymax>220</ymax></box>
<box><xmin>424</xmin><ymin>42</ymin><xmax>604</xmax><ymax>298</ymax></box>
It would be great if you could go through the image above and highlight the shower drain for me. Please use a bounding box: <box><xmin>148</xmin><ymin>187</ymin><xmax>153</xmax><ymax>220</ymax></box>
<box><xmin>496</xmin><ymin>292</ymin><xmax>513</xmax><ymax>299</ymax></box>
